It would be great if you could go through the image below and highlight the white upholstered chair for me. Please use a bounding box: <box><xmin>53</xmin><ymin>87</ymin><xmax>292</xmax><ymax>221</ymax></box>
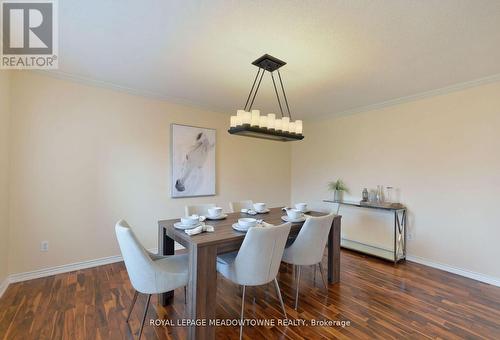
<box><xmin>216</xmin><ymin>223</ymin><xmax>291</xmax><ymax>340</ymax></box>
<box><xmin>229</xmin><ymin>200</ymin><xmax>253</xmax><ymax>213</ymax></box>
<box><xmin>185</xmin><ymin>203</ymin><xmax>216</xmax><ymax>216</ymax></box>
<box><xmin>115</xmin><ymin>220</ymin><xmax>189</xmax><ymax>339</ymax></box>
<box><xmin>281</xmin><ymin>213</ymin><xmax>335</xmax><ymax>309</ymax></box>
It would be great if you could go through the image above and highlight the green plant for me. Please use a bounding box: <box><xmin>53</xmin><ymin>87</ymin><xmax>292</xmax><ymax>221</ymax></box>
<box><xmin>328</xmin><ymin>179</ymin><xmax>349</xmax><ymax>193</ymax></box>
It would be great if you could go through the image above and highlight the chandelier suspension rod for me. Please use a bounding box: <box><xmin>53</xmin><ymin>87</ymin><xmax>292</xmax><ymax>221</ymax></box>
<box><xmin>244</xmin><ymin>68</ymin><xmax>262</xmax><ymax>111</ymax></box>
<box><xmin>277</xmin><ymin>70</ymin><xmax>292</xmax><ymax>121</ymax></box>
<box><xmin>248</xmin><ymin>69</ymin><xmax>265</xmax><ymax>111</ymax></box>
<box><xmin>271</xmin><ymin>72</ymin><xmax>285</xmax><ymax>117</ymax></box>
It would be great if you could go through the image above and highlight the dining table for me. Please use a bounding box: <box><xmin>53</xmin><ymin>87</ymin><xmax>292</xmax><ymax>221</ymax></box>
<box><xmin>157</xmin><ymin>207</ymin><xmax>342</xmax><ymax>340</ymax></box>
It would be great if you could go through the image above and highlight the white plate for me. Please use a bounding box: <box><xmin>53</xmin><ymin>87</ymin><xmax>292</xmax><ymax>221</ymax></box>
<box><xmin>232</xmin><ymin>223</ymin><xmax>265</xmax><ymax>232</ymax></box>
<box><xmin>174</xmin><ymin>221</ymin><xmax>201</xmax><ymax>230</ymax></box>
<box><xmin>281</xmin><ymin>215</ymin><xmax>307</xmax><ymax>223</ymax></box>
<box><xmin>232</xmin><ymin>223</ymin><xmax>250</xmax><ymax>232</ymax></box>
<box><xmin>253</xmin><ymin>208</ymin><xmax>270</xmax><ymax>214</ymax></box>
<box><xmin>206</xmin><ymin>213</ymin><xmax>228</xmax><ymax>220</ymax></box>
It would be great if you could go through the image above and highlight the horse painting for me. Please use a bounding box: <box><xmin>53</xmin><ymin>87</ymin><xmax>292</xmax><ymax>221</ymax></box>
<box><xmin>171</xmin><ymin>125</ymin><xmax>216</xmax><ymax>197</ymax></box>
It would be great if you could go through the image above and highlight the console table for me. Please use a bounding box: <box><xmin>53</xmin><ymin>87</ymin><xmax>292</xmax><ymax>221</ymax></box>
<box><xmin>324</xmin><ymin>200</ymin><xmax>406</xmax><ymax>263</ymax></box>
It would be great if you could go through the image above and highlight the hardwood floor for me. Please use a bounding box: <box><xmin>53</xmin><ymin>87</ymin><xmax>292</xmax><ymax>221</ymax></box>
<box><xmin>1</xmin><ymin>249</ymin><xmax>500</xmax><ymax>339</ymax></box>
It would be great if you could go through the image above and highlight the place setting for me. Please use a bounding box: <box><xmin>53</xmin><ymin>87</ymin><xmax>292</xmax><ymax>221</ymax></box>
<box><xmin>205</xmin><ymin>206</ymin><xmax>228</xmax><ymax>220</ymax></box>
<box><xmin>281</xmin><ymin>202</ymin><xmax>310</xmax><ymax>223</ymax></box>
<box><xmin>232</xmin><ymin>217</ymin><xmax>274</xmax><ymax>233</ymax></box>
<box><xmin>174</xmin><ymin>215</ymin><xmax>214</xmax><ymax>235</ymax></box>
<box><xmin>240</xmin><ymin>202</ymin><xmax>270</xmax><ymax>215</ymax></box>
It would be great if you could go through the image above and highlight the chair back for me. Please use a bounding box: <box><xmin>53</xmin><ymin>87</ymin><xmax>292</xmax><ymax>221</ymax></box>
<box><xmin>185</xmin><ymin>203</ymin><xmax>216</xmax><ymax>216</ymax></box>
<box><xmin>229</xmin><ymin>200</ymin><xmax>253</xmax><ymax>213</ymax></box>
<box><xmin>233</xmin><ymin>223</ymin><xmax>291</xmax><ymax>286</ymax></box>
<box><xmin>285</xmin><ymin>214</ymin><xmax>335</xmax><ymax>265</ymax></box>
<box><xmin>115</xmin><ymin>220</ymin><xmax>155</xmax><ymax>293</ymax></box>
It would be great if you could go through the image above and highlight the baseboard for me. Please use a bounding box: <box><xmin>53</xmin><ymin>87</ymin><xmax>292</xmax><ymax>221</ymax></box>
<box><xmin>7</xmin><ymin>243</ymin><xmax>186</xmax><ymax>285</ymax></box>
<box><xmin>406</xmin><ymin>255</ymin><xmax>500</xmax><ymax>287</ymax></box>
<box><xmin>6</xmin><ymin>245</ymin><xmax>497</xmax><ymax>290</ymax></box>
<box><xmin>0</xmin><ymin>276</ymin><xmax>9</xmax><ymax>299</ymax></box>
<box><xmin>8</xmin><ymin>254</ymin><xmax>124</xmax><ymax>283</ymax></box>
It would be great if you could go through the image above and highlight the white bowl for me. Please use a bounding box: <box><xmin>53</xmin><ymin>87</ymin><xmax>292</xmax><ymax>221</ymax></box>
<box><xmin>253</xmin><ymin>203</ymin><xmax>266</xmax><ymax>212</ymax></box>
<box><xmin>181</xmin><ymin>216</ymin><xmax>199</xmax><ymax>226</ymax></box>
<box><xmin>208</xmin><ymin>207</ymin><xmax>223</xmax><ymax>217</ymax></box>
<box><xmin>295</xmin><ymin>203</ymin><xmax>308</xmax><ymax>212</ymax></box>
<box><xmin>238</xmin><ymin>218</ymin><xmax>257</xmax><ymax>229</ymax></box>
<box><xmin>286</xmin><ymin>209</ymin><xmax>303</xmax><ymax>220</ymax></box>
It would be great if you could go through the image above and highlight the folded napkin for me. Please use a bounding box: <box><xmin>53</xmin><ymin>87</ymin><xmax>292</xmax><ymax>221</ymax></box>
<box><xmin>190</xmin><ymin>214</ymin><xmax>206</xmax><ymax>222</ymax></box>
<box><xmin>185</xmin><ymin>223</ymin><xmax>214</xmax><ymax>236</ymax></box>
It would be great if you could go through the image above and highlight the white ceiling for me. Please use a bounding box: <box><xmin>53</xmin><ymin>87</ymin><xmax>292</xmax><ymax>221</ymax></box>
<box><xmin>53</xmin><ymin>0</ymin><xmax>500</xmax><ymax>119</ymax></box>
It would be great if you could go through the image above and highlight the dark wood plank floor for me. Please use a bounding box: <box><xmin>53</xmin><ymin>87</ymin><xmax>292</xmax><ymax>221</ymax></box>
<box><xmin>1</xmin><ymin>249</ymin><xmax>500</xmax><ymax>340</ymax></box>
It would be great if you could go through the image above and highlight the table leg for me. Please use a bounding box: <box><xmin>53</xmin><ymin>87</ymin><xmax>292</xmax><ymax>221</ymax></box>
<box><xmin>187</xmin><ymin>244</ymin><xmax>217</xmax><ymax>340</ymax></box>
<box><xmin>158</xmin><ymin>225</ymin><xmax>175</xmax><ymax>306</ymax></box>
<box><xmin>327</xmin><ymin>216</ymin><xmax>341</xmax><ymax>283</ymax></box>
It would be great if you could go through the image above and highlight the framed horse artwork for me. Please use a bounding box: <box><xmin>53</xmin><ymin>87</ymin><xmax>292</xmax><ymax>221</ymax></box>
<box><xmin>171</xmin><ymin>124</ymin><xmax>216</xmax><ymax>198</ymax></box>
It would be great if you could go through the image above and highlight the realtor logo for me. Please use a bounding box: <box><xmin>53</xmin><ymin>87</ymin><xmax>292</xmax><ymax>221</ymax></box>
<box><xmin>1</xmin><ymin>0</ymin><xmax>58</xmax><ymax>69</ymax></box>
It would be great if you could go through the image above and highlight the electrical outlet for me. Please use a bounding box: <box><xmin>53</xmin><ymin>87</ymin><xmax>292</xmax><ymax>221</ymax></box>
<box><xmin>40</xmin><ymin>241</ymin><xmax>49</xmax><ymax>252</ymax></box>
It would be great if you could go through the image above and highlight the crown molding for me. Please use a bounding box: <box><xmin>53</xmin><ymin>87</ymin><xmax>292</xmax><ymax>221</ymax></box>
<box><xmin>32</xmin><ymin>70</ymin><xmax>229</xmax><ymax>116</ymax></box>
<box><xmin>314</xmin><ymin>73</ymin><xmax>500</xmax><ymax>121</ymax></box>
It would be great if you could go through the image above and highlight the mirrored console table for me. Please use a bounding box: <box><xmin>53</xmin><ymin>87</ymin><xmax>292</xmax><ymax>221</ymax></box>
<box><xmin>324</xmin><ymin>200</ymin><xmax>407</xmax><ymax>263</ymax></box>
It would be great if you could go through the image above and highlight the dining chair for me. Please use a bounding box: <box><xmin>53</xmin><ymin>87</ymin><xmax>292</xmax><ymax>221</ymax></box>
<box><xmin>216</xmin><ymin>222</ymin><xmax>291</xmax><ymax>340</ymax></box>
<box><xmin>281</xmin><ymin>213</ymin><xmax>335</xmax><ymax>310</ymax></box>
<box><xmin>115</xmin><ymin>220</ymin><xmax>189</xmax><ymax>339</ymax></box>
<box><xmin>229</xmin><ymin>200</ymin><xmax>253</xmax><ymax>212</ymax></box>
<box><xmin>185</xmin><ymin>203</ymin><xmax>216</xmax><ymax>216</ymax></box>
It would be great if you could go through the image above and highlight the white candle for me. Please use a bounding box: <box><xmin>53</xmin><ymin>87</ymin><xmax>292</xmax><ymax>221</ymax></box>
<box><xmin>275</xmin><ymin>118</ymin><xmax>282</xmax><ymax>131</ymax></box>
<box><xmin>259</xmin><ymin>115</ymin><xmax>268</xmax><ymax>128</ymax></box>
<box><xmin>243</xmin><ymin>111</ymin><xmax>251</xmax><ymax>125</ymax></box>
<box><xmin>267</xmin><ymin>113</ymin><xmax>276</xmax><ymax>130</ymax></box>
<box><xmin>281</xmin><ymin>117</ymin><xmax>290</xmax><ymax>132</ymax></box>
<box><xmin>295</xmin><ymin>120</ymin><xmax>303</xmax><ymax>134</ymax></box>
<box><xmin>289</xmin><ymin>121</ymin><xmax>296</xmax><ymax>133</ymax></box>
<box><xmin>230</xmin><ymin>116</ymin><xmax>237</xmax><ymax>128</ymax></box>
<box><xmin>236</xmin><ymin>110</ymin><xmax>245</xmax><ymax>126</ymax></box>
<box><xmin>251</xmin><ymin>110</ymin><xmax>260</xmax><ymax>126</ymax></box>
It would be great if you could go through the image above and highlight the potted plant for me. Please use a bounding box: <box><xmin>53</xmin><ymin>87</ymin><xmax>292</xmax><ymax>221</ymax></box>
<box><xmin>328</xmin><ymin>179</ymin><xmax>349</xmax><ymax>202</ymax></box>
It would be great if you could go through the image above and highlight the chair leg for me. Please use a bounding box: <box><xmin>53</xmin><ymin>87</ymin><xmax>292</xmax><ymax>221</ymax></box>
<box><xmin>273</xmin><ymin>278</ymin><xmax>287</xmax><ymax>319</ymax></box>
<box><xmin>240</xmin><ymin>285</ymin><xmax>246</xmax><ymax>340</ymax></box>
<box><xmin>126</xmin><ymin>290</ymin><xmax>139</xmax><ymax>323</ymax></box>
<box><xmin>318</xmin><ymin>262</ymin><xmax>328</xmax><ymax>291</ymax></box>
<box><xmin>138</xmin><ymin>294</ymin><xmax>151</xmax><ymax>340</ymax></box>
<box><xmin>295</xmin><ymin>266</ymin><xmax>301</xmax><ymax>310</ymax></box>
<box><xmin>313</xmin><ymin>265</ymin><xmax>317</xmax><ymax>285</ymax></box>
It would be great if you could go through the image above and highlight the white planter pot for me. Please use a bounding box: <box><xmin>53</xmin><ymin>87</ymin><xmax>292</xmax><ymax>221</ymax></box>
<box><xmin>334</xmin><ymin>190</ymin><xmax>344</xmax><ymax>202</ymax></box>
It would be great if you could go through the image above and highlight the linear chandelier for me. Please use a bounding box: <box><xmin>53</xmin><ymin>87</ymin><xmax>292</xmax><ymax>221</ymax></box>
<box><xmin>228</xmin><ymin>54</ymin><xmax>303</xmax><ymax>142</ymax></box>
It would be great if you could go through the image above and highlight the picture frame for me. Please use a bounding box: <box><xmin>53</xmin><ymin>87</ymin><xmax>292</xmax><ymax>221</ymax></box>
<box><xmin>171</xmin><ymin>124</ymin><xmax>216</xmax><ymax>198</ymax></box>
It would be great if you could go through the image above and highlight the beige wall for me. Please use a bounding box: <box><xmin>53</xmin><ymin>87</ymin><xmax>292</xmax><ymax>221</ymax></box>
<box><xmin>0</xmin><ymin>71</ymin><xmax>11</xmax><ymax>284</ymax></box>
<box><xmin>292</xmin><ymin>81</ymin><xmax>500</xmax><ymax>280</ymax></box>
<box><xmin>8</xmin><ymin>72</ymin><xmax>291</xmax><ymax>274</ymax></box>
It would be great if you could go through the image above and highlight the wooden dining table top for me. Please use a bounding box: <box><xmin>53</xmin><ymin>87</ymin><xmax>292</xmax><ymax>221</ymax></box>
<box><xmin>158</xmin><ymin>207</ymin><xmax>336</xmax><ymax>248</ymax></box>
